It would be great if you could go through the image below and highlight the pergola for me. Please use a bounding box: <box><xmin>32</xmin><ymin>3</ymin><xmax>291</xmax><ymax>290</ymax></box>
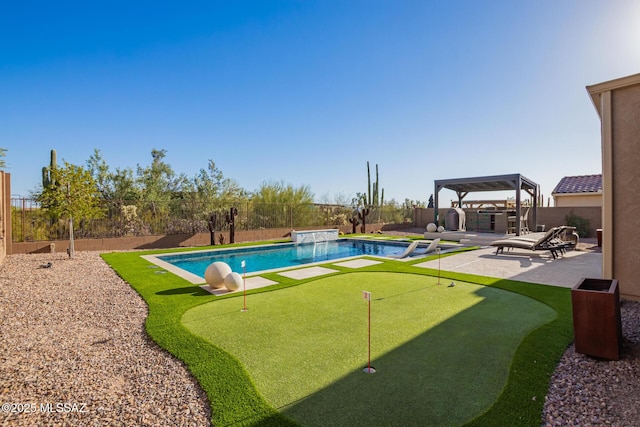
<box><xmin>434</xmin><ymin>173</ymin><xmax>539</xmax><ymax>236</ymax></box>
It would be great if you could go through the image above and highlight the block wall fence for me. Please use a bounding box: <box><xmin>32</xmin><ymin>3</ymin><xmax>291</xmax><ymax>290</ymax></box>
<box><xmin>414</xmin><ymin>206</ymin><xmax>602</xmax><ymax>237</ymax></box>
<box><xmin>11</xmin><ymin>222</ymin><xmax>414</xmax><ymax>255</ymax></box>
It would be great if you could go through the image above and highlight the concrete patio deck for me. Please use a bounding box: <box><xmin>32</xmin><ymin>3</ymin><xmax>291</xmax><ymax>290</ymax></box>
<box><xmin>413</xmin><ymin>245</ymin><xmax>602</xmax><ymax>288</ymax></box>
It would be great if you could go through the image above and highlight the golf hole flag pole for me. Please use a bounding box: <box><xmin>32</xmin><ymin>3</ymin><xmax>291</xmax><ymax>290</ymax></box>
<box><xmin>362</xmin><ymin>290</ymin><xmax>376</xmax><ymax>374</ymax></box>
<box><xmin>436</xmin><ymin>247</ymin><xmax>442</xmax><ymax>285</ymax></box>
<box><xmin>241</xmin><ymin>260</ymin><xmax>248</xmax><ymax>312</ymax></box>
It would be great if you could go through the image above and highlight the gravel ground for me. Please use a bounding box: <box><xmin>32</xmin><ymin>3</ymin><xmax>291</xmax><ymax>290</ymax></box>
<box><xmin>543</xmin><ymin>299</ymin><xmax>640</xmax><ymax>426</ymax></box>
<box><xmin>1</xmin><ymin>248</ymin><xmax>638</xmax><ymax>426</ymax></box>
<box><xmin>0</xmin><ymin>252</ymin><xmax>210</xmax><ymax>427</ymax></box>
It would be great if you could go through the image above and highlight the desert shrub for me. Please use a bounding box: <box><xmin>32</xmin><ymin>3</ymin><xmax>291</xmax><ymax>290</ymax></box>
<box><xmin>565</xmin><ymin>212</ymin><xmax>591</xmax><ymax>237</ymax></box>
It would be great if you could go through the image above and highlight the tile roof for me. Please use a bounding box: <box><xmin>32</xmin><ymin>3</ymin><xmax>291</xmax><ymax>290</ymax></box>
<box><xmin>552</xmin><ymin>174</ymin><xmax>602</xmax><ymax>194</ymax></box>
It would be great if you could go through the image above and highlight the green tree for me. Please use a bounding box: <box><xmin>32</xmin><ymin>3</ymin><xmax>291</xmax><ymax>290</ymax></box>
<box><xmin>191</xmin><ymin>160</ymin><xmax>246</xmax><ymax>206</ymax></box>
<box><xmin>87</xmin><ymin>149</ymin><xmax>139</xmax><ymax>202</ymax></box>
<box><xmin>86</xmin><ymin>149</ymin><xmax>141</xmax><ymax>236</ymax></box>
<box><xmin>110</xmin><ymin>167</ymin><xmax>139</xmax><ymax>202</ymax></box>
<box><xmin>177</xmin><ymin>160</ymin><xmax>247</xmax><ymax>233</ymax></box>
<box><xmin>86</xmin><ymin>149</ymin><xmax>110</xmax><ymax>199</ymax></box>
<box><xmin>135</xmin><ymin>149</ymin><xmax>185</xmax><ymax>232</ymax></box>
<box><xmin>35</xmin><ymin>161</ymin><xmax>104</xmax><ymax>257</ymax></box>
<box><xmin>403</xmin><ymin>198</ymin><xmax>426</xmax><ymax>209</ymax></box>
<box><xmin>251</xmin><ymin>181</ymin><xmax>315</xmax><ymax>228</ymax></box>
<box><xmin>195</xmin><ymin>161</ymin><xmax>245</xmax><ymax>205</ymax></box>
<box><xmin>136</xmin><ymin>149</ymin><xmax>179</xmax><ymax>201</ymax></box>
<box><xmin>252</xmin><ymin>181</ymin><xmax>314</xmax><ymax>205</ymax></box>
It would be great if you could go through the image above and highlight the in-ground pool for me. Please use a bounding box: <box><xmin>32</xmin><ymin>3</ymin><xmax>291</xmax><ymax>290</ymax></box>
<box><xmin>150</xmin><ymin>239</ymin><xmax>436</xmax><ymax>281</ymax></box>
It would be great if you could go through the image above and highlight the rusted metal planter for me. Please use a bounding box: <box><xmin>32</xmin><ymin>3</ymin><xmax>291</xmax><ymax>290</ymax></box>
<box><xmin>571</xmin><ymin>278</ymin><xmax>622</xmax><ymax>360</ymax></box>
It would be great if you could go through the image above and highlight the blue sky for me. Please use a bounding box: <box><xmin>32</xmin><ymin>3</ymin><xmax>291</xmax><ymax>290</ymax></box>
<box><xmin>2</xmin><ymin>1</ymin><xmax>639</xmax><ymax>205</ymax></box>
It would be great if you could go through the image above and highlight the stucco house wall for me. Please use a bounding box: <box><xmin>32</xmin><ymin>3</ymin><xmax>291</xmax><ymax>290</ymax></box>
<box><xmin>553</xmin><ymin>193</ymin><xmax>602</xmax><ymax>207</ymax></box>
<box><xmin>588</xmin><ymin>72</ymin><xmax>640</xmax><ymax>301</ymax></box>
<box><xmin>552</xmin><ymin>174</ymin><xmax>602</xmax><ymax>207</ymax></box>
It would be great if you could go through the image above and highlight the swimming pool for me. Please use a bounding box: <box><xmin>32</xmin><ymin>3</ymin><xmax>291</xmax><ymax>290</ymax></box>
<box><xmin>151</xmin><ymin>239</ymin><xmax>430</xmax><ymax>281</ymax></box>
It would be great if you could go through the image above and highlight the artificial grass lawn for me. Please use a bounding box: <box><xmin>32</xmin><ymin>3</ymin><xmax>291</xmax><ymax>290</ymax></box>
<box><xmin>102</xmin><ymin>243</ymin><xmax>574</xmax><ymax>426</ymax></box>
<box><xmin>183</xmin><ymin>272</ymin><xmax>555</xmax><ymax>426</ymax></box>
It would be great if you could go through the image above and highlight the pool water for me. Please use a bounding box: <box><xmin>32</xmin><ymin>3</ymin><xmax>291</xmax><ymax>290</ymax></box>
<box><xmin>158</xmin><ymin>239</ymin><xmax>421</xmax><ymax>277</ymax></box>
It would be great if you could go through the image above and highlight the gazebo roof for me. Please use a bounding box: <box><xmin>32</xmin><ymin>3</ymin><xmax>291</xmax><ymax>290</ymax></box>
<box><xmin>435</xmin><ymin>173</ymin><xmax>538</xmax><ymax>194</ymax></box>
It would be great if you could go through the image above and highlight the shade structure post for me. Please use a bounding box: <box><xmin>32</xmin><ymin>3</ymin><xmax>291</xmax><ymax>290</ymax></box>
<box><xmin>515</xmin><ymin>176</ymin><xmax>522</xmax><ymax>236</ymax></box>
<box><xmin>532</xmin><ymin>184</ymin><xmax>539</xmax><ymax>230</ymax></box>
<box><xmin>434</xmin><ymin>183</ymin><xmax>441</xmax><ymax>226</ymax></box>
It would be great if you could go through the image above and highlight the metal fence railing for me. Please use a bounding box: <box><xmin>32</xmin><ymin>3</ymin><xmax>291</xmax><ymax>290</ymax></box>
<box><xmin>11</xmin><ymin>198</ymin><xmax>414</xmax><ymax>243</ymax></box>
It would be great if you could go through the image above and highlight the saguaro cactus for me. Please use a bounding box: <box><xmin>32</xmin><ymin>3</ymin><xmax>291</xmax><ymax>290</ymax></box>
<box><xmin>207</xmin><ymin>213</ymin><xmax>217</xmax><ymax>246</ymax></box>
<box><xmin>366</xmin><ymin>161</ymin><xmax>383</xmax><ymax>208</ymax></box>
<box><xmin>367</xmin><ymin>161</ymin><xmax>371</xmax><ymax>207</ymax></box>
<box><xmin>348</xmin><ymin>215</ymin><xmax>360</xmax><ymax>234</ymax></box>
<box><xmin>225</xmin><ymin>207</ymin><xmax>238</xmax><ymax>244</ymax></box>
<box><xmin>373</xmin><ymin>163</ymin><xmax>379</xmax><ymax>206</ymax></box>
<box><xmin>42</xmin><ymin>149</ymin><xmax>57</xmax><ymax>189</ymax></box>
<box><xmin>358</xmin><ymin>207</ymin><xmax>370</xmax><ymax>233</ymax></box>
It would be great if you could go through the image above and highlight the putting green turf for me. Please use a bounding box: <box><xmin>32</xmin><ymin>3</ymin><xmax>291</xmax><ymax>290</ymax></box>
<box><xmin>182</xmin><ymin>272</ymin><xmax>556</xmax><ymax>426</ymax></box>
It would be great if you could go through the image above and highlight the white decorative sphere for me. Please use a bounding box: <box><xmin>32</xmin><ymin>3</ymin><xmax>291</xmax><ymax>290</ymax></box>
<box><xmin>205</xmin><ymin>262</ymin><xmax>232</xmax><ymax>289</ymax></box>
<box><xmin>426</xmin><ymin>223</ymin><xmax>437</xmax><ymax>232</ymax></box>
<box><xmin>224</xmin><ymin>272</ymin><xmax>243</xmax><ymax>291</ymax></box>
<box><xmin>437</xmin><ymin>226</ymin><xmax>445</xmax><ymax>233</ymax></box>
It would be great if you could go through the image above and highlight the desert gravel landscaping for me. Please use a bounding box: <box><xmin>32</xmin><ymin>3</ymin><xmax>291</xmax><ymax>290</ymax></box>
<box><xmin>543</xmin><ymin>299</ymin><xmax>640</xmax><ymax>426</ymax></box>
<box><xmin>0</xmin><ymin>251</ymin><xmax>210</xmax><ymax>427</ymax></box>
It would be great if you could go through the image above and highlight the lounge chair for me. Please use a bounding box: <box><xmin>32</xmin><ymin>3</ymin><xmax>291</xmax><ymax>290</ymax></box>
<box><xmin>388</xmin><ymin>241</ymin><xmax>420</xmax><ymax>259</ymax></box>
<box><xmin>416</xmin><ymin>238</ymin><xmax>441</xmax><ymax>255</ymax></box>
<box><xmin>491</xmin><ymin>227</ymin><xmax>563</xmax><ymax>259</ymax></box>
<box><xmin>503</xmin><ymin>226</ymin><xmax>562</xmax><ymax>244</ymax></box>
<box><xmin>503</xmin><ymin>226</ymin><xmax>576</xmax><ymax>254</ymax></box>
<box><xmin>388</xmin><ymin>239</ymin><xmax>440</xmax><ymax>259</ymax></box>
